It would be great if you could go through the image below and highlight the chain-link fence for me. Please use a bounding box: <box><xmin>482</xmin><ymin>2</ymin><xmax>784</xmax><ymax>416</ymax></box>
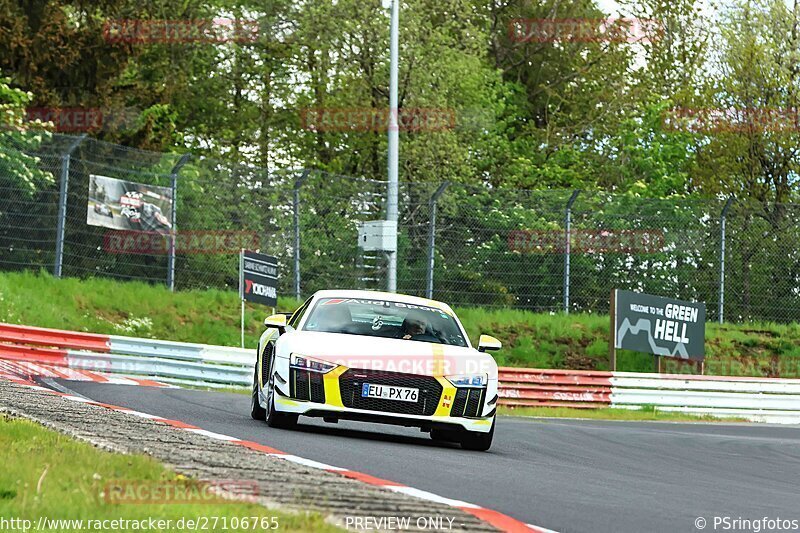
<box><xmin>2</xmin><ymin>132</ymin><xmax>799</xmax><ymax>323</ymax></box>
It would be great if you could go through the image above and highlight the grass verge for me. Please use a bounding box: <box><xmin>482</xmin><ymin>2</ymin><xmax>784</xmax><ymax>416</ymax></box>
<box><xmin>0</xmin><ymin>416</ymin><xmax>339</xmax><ymax>532</ymax></box>
<box><xmin>2</xmin><ymin>270</ymin><xmax>799</xmax><ymax>377</ymax></box>
<box><xmin>499</xmin><ymin>405</ymin><xmax>748</xmax><ymax>423</ymax></box>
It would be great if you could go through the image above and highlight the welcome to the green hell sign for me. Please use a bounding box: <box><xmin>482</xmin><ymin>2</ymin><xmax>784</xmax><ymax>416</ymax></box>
<box><xmin>614</xmin><ymin>290</ymin><xmax>706</xmax><ymax>361</ymax></box>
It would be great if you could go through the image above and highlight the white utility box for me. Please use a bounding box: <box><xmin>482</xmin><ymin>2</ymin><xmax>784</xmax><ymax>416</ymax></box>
<box><xmin>357</xmin><ymin>220</ymin><xmax>397</xmax><ymax>252</ymax></box>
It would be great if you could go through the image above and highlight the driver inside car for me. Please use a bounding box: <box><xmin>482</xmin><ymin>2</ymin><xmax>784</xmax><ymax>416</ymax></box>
<box><xmin>315</xmin><ymin>303</ymin><xmax>352</xmax><ymax>333</ymax></box>
<box><xmin>400</xmin><ymin>314</ymin><xmax>427</xmax><ymax>340</ymax></box>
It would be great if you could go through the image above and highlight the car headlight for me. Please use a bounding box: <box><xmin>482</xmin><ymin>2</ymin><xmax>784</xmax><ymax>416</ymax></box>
<box><xmin>290</xmin><ymin>354</ymin><xmax>337</xmax><ymax>373</ymax></box>
<box><xmin>446</xmin><ymin>373</ymin><xmax>487</xmax><ymax>387</ymax></box>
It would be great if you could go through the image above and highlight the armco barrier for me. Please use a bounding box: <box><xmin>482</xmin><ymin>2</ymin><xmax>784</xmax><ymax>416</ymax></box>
<box><xmin>498</xmin><ymin>368</ymin><xmax>613</xmax><ymax>408</ymax></box>
<box><xmin>0</xmin><ymin>322</ymin><xmax>110</xmax><ymax>352</ymax></box>
<box><xmin>499</xmin><ymin>367</ymin><xmax>800</xmax><ymax>423</ymax></box>
<box><xmin>610</xmin><ymin>372</ymin><xmax>800</xmax><ymax>424</ymax></box>
<box><xmin>0</xmin><ymin>322</ymin><xmax>253</xmax><ymax>387</ymax></box>
<box><xmin>2</xmin><ymin>322</ymin><xmax>800</xmax><ymax>423</ymax></box>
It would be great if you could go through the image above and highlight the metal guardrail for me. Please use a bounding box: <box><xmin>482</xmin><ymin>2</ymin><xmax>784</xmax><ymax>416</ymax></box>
<box><xmin>2</xmin><ymin>322</ymin><xmax>800</xmax><ymax>422</ymax></box>
<box><xmin>0</xmin><ymin>322</ymin><xmax>110</xmax><ymax>352</ymax></box>
<box><xmin>610</xmin><ymin>372</ymin><xmax>800</xmax><ymax>423</ymax></box>
<box><xmin>67</xmin><ymin>351</ymin><xmax>252</xmax><ymax>386</ymax></box>
<box><xmin>499</xmin><ymin>367</ymin><xmax>800</xmax><ymax>423</ymax></box>
<box><xmin>497</xmin><ymin>368</ymin><xmax>612</xmax><ymax>408</ymax></box>
<box><xmin>0</xmin><ymin>322</ymin><xmax>253</xmax><ymax>387</ymax></box>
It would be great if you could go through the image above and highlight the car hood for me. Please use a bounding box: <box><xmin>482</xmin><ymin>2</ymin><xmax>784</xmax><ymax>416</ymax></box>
<box><xmin>279</xmin><ymin>331</ymin><xmax>497</xmax><ymax>378</ymax></box>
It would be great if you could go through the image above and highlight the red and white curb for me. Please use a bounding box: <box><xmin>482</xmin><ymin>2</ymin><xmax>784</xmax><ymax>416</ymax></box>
<box><xmin>2</xmin><ymin>375</ymin><xmax>555</xmax><ymax>533</ymax></box>
<box><xmin>0</xmin><ymin>360</ymin><xmax>176</xmax><ymax>388</ymax></box>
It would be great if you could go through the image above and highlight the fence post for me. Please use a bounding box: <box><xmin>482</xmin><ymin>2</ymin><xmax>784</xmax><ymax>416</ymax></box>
<box><xmin>563</xmin><ymin>190</ymin><xmax>580</xmax><ymax>313</ymax></box>
<box><xmin>293</xmin><ymin>169</ymin><xmax>310</xmax><ymax>300</ymax></box>
<box><xmin>167</xmin><ymin>153</ymin><xmax>191</xmax><ymax>291</ymax></box>
<box><xmin>53</xmin><ymin>134</ymin><xmax>87</xmax><ymax>278</ymax></box>
<box><xmin>719</xmin><ymin>196</ymin><xmax>734</xmax><ymax>324</ymax></box>
<box><xmin>426</xmin><ymin>181</ymin><xmax>450</xmax><ymax>299</ymax></box>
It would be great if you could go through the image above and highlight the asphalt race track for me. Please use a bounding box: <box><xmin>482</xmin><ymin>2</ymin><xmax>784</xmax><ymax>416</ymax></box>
<box><xmin>58</xmin><ymin>381</ymin><xmax>800</xmax><ymax>533</ymax></box>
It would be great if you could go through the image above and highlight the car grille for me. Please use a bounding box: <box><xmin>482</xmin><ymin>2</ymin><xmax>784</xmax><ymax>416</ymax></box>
<box><xmin>339</xmin><ymin>369</ymin><xmax>442</xmax><ymax>416</ymax></box>
<box><xmin>290</xmin><ymin>368</ymin><xmax>325</xmax><ymax>403</ymax></box>
<box><xmin>450</xmin><ymin>387</ymin><xmax>486</xmax><ymax>418</ymax></box>
<box><xmin>261</xmin><ymin>345</ymin><xmax>273</xmax><ymax>386</ymax></box>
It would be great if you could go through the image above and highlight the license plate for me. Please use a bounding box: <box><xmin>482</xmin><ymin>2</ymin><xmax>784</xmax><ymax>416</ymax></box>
<box><xmin>361</xmin><ymin>383</ymin><xmax>419</xmax><ymax>403</ymax></box>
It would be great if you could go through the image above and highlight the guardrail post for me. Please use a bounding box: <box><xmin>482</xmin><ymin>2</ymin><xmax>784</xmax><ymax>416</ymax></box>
<box><xmin>53</xmin><ymin>134</ymin><xmax>86</xmax><ymax>278</ymax></box>
<box><xmin>426</xmin><ymin>181</ymin><xmax>450</xmax><ymax>299</ymax></box>
<box><xmin>293</xmin><ymin>169</ymin><xmax>311</xmax><ymax>300</ymax></box>
<box><xmin>563</xmin><ymin>190</ymin><xmax>581</xmax><ymax>313</ymax></box>
<box><xmin>718</xmin><ymin>196</ymin><xmax>734</xmax><ymax>324</ymax></box>
<box><xmin>167</xmin><ymin>153</ymin><xmax>191</xmax><ymax>291</ymax></box>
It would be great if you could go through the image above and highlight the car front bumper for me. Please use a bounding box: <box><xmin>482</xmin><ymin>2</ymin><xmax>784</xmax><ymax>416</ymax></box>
<box><xmin>272</xmin><ymin>361</ymin><xmax>497</xmax><ymax>433</ymax></box>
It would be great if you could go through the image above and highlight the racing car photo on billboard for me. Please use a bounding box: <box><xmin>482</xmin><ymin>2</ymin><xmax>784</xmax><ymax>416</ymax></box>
<box><xmin>86</xmin><ymin>174</ymin><xmax>173</xmax><ymax>232</ymax></box>
<box><xmin>251</xmin><ymin>289</ymin><xmax>502</xmax><ymax>451</ymax></box>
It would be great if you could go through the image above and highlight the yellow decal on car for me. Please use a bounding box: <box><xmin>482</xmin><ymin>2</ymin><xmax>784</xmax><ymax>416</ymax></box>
<box><xmin>433</xmin><ymin>376</ymin><xmax>457</xmax><ymax>417</ymax></box>
<box><xmin>323</xmin><ymin>365</ymin><xmax>348</xmax><ymax>407</ymax></box>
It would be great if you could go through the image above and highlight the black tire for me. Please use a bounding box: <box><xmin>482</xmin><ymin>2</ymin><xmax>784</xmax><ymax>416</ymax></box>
<box><xmin>250</xmin><ymin>364</ymin><xmax>266</xmax><ymax>421</ymax></box>
<box><xmin>459</xmin><ymin>419</ymin><xmax>495</xmax><ymax>451</ymax></box>
<box><xmin>264</xmin><ymin>346</ymin><xmax>298</xmax><ymax>429</ymax></box>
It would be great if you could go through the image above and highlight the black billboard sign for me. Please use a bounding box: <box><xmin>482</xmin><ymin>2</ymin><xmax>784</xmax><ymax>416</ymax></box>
<box><xmin>613</xmin><ymin>290</ymin><xmax>706</xmax><ymax>361</ymax></box>
<box><xmin>240</xmin><ymin>250</ymin><xmax>278</xmax><ymax>307</ymax></box>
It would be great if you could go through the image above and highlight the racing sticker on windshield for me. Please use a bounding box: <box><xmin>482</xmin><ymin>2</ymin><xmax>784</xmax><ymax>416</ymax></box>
<box><xmin>320</xmin><ymin>298</ymin><xmax>452</xmax><ymax>316</ymax></box>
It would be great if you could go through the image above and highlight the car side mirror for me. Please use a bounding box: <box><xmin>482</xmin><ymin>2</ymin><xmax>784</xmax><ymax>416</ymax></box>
<box><xmin>478</xmin><ymin>334</ymin><xmax>502</xmax><ymax>352</ymax></box>
<box><xmin>264</xmin><ymin>314</ymin><xmax>287</xmax><ymax>334</ymax></box>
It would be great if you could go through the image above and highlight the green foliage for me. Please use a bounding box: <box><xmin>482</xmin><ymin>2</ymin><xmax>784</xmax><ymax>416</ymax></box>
<box><xmin>0</xmin><ymin>76</ymin><xmax>53</xmax><ymax>194</ymax></box>
<box><xmin>2</xmin><ymin>0</ymin><xmax>800</xmax><ymax>206</ymax></box>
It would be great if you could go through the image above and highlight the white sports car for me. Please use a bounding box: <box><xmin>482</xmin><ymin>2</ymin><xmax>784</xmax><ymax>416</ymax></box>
<box><xmin>251</xmin><ymin>290</ymin><xmax>501</xmax><ymax>451</ymax></box>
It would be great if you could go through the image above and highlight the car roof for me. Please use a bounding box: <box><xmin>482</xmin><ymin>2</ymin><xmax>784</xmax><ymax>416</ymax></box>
<box><xmin>311</xmin><ymin>289</ymin><xmax>455</xmax><ymax>314</ymax></box>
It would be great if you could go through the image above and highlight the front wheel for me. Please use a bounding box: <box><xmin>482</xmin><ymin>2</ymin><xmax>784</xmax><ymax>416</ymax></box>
<box><xmin>459</xmin><ymin>420</ymin><xmax>495</xmax><ymax>451</ymax></box>
<box><xmin>264</xmin><ymin>351</ymin><xmax>298</xmax><ymax>429</ymax></box>
<box><xmin>250</xmin><ymin>365</ymin><xmax>266</xmax><ymax>421</ymax></box>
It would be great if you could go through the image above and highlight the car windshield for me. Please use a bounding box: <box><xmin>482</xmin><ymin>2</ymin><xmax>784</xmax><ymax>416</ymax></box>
<box><xmin>302</xmin><ymin>297</ymin><xmax>468</xmax><ymax>347</ymax></box>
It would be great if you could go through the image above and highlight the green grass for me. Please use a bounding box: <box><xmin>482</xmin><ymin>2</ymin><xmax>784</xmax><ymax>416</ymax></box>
<box><xmin>0</xmin><ymin>416</ymin><xmax>339</xmax><ymax>532</ymax></box>
<box><xmin>499</xmin><ymin>406</ymin><xmax>748</xmax><ymax>423</ymax></box>
<box><xmin>2</xmin><ymin>270</ymin><xmax>799</xmax><ymax>377</ymax></box>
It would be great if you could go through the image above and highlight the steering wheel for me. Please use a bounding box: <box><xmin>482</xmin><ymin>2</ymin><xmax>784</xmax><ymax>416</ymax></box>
<box><xmin>410</xmin><ymin>333</ymin><xmax>440</xmax><ymax>343</ymax></box>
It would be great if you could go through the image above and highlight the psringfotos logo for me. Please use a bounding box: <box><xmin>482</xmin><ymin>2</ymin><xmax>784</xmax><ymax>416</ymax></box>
<box><xmin>708</xmin><ymin>516</ymin><xmax>800</xmax><ymax>532</ymax></box>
